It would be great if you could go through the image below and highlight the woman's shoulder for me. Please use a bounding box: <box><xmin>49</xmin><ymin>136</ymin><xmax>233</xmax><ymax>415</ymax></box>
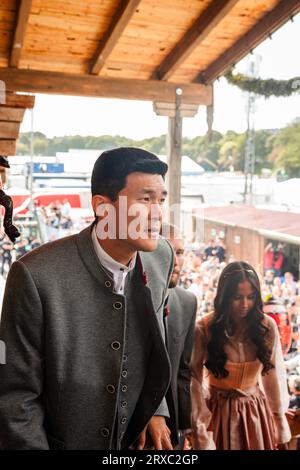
<box><xmin>261</xmin><ymin>313</ymin><xmax>277</xmax><ymax>330</ymax></box>
<box><xmin>261</xmin><ymin>313</ymin><xmax>278</xmax><ymax>342</ymax></box>
<box><xmin>195</xmin><ymin>312</ymin><xmax>214</xmax><ymax>336</ymax></box>
<box><xmin>197</xmin><ymin>311</ymin><xmax>214</xmax><ymax>327</ymax></box>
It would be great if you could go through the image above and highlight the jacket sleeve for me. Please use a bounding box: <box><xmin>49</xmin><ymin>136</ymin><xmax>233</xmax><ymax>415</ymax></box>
<box><xmin>190</xmin><ymin>318</ymin><xmax>216</xmax><ymax>450</ymax></box>
<box><xmin>0</xmin><ymin>260</ymin><xmax>49</xmax><ymax>449</ymax></box>
<box><xmin>261</xmin><ymin>317</ymin><xmax>291</xmax><ymax>444</ymax></box>
<box><xmin>177</xmin><ymin>295</ymin><xmax>197</xmax><ymax>431</ymax></box>
<box><xmin>154</xmin><ymin>240</ymin><xmax>174</xmax><ymax>419</ymax></box>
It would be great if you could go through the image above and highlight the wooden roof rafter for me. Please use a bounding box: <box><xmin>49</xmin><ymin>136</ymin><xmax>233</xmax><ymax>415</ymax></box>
<box><xmin>0</xmin><ymin>0</ymin><xmax>297</xmax><ymax>101</ymax></box>
<box><xmin>196</xmin><ymin>0</ymin><xmax>300</xmax><ymax>84</ymax></box>
<box><xmin>151</xmin><ymin>0</ymin><xmax>240</xmax><ymax>81</ymax></box>
<box><xmin>0</xmin><ymin>68</ymin><xmax>212</xmax><ymax>105</ymax></box>
<box><xmin>88</xmin><ymin>0</ymin><xmax>142</xmax><ymax>75</ymax></box>
<box><xmin>10</xmin><ymin>0</ymin><xmax>32</xmax><ymax>68</ymax></box>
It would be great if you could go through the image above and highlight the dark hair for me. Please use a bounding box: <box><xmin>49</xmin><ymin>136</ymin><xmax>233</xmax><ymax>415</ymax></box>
<box><xmin>204</xmin><ymin>261</ymin><xmax>274</xmax><ymax>378</ymax></box>
<box><xmin>91</xmin><ymin>147</ymin><xmax>168</xmax><ymax>201</ymax></box>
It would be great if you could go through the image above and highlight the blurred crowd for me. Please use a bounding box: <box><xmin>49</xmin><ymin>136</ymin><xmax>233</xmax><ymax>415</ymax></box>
<box><xmin>177</xmin><ymin>236</ymin><xmax>300</xmax><ymax>446</ymax></box>
<box><xmin>38</xmin><ymin>199</ymin><xmax>74</xmax><ymax>241</ymax></box>
<box><xmin>0</xmin><ymin>199</ymin><xmax>91</xmax><ymax>278</ymax></box>
<box><xmin>1</xmin><ymin>216</ymin><xmax>300</xmax><ymax>444</ymax></box>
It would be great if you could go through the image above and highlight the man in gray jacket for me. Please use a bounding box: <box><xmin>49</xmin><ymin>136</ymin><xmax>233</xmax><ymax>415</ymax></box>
<box><xmin>162</xmin><ymin>224</ymin><xmax>197</xmax><ymax>447</ymax></box>
<box><xmin>0</xmin><ymin>148</ymin><xmax>174</xmax><ymax>450</ymax></box>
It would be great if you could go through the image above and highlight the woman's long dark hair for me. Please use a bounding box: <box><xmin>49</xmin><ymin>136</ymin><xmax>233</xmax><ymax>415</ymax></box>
<box><xmin>204</xmin><ymin>261</ymin><xmax>274</xmax><ymax>378</ymax></box>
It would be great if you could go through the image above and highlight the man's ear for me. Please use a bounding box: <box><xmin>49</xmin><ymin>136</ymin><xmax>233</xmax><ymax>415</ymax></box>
<box><xmin>92</xmin><ymin>195</ymin><xmax>112</xmax><ymax>217</ymax></box>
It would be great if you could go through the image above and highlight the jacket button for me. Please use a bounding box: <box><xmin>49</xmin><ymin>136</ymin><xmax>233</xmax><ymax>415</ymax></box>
<box><xmin>113</xmin><ymin>302</ymin><xmax>123</xmax><ymax>310</ymax></box>
<box><xmin>121</xmin><ymin>385</ymin><xmax>127</xmax><ymax>393</ymax></box>
<box><xmin>99</xmin><ymin>427</ymin><xmax>110</xmax><ymax>438</ymax></box>
<box><xmin>121</xmin><ymin>401</ymin><xmax>127</xmax><ymax>408</ymax></box>
<box><xmin>121</xmin><ymin>417</ymin><xmax>127</xmax><ymax>425</ymax></box>
<box><xmin>106</xmin><ymin>384</ymin><xmax>116</xmax><ymax>394</ymax></box>
<box><xmin>111</xmin><ymin>341</ymin><xmax>121</xmax><ymax>350</ymax></box>
<box><xmin>105</xmin><ymin>281</ymin><xmax>112</xmax><ymax>288</ymax></box>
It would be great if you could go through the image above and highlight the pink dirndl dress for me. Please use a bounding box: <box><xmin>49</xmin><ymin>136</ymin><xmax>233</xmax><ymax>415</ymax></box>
<box><xmin>190</xmin><ymin>314</ymin><xmax>291</xmax><ymax>450</ymax></box>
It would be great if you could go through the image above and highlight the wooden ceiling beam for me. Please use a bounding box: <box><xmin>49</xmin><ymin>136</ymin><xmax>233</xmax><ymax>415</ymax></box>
<box><xmin>10</xmin><ymin>0</ymin><xmax>32</xmax><ymax>68</ymax></box>
<box><xmin>89</xmin><ymin>0</ymin><xmax>142</xmax><ymax>75</ymax></box>
<box><xmin>151</xmin><ymin>0</ymin><xmax>239</xmax><ymax>81</ymax></box>
<box><xmin>153</xmin><ymin>102</ymin><xmax>199</xmax><ymax>118</ymax></box>
<box><xmin>0</xmin><ymin>121</ymin><xmax>20</xmax><ymax>139</ymax></box>
<box><xmin>0</xmin><ymin>140</ymin><xmax>17</xmax><ymax>155</ymax></box>
<box><xmin>2</xmin><ymin>92</ymin><xmax>35</xmax><ymax>109</ymax></box>
<box><xmin>196</xmin><ymin>0</ymin><xmax>300</xmax><ymax>84</ymax></box>
<box><xmin>0</xmin><ymin>68</ymin><xmax>213</xmax><ymax>105</ymax></box>
<box><xmin>0</xmin><ymin>107</ymin><xmax>25</xmax><ymax>122</ymax></box>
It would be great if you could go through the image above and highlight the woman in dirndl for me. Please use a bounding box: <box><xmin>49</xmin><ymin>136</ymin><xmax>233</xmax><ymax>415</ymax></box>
<box><xmin>190</xmin><ymin>261</ymin><xmax>291</xmax><ymax>450</ymax></box>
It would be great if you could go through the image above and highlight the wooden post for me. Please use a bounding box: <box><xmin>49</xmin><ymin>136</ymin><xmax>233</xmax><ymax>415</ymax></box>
<box><xmin>153</xmin><ymin>98</ymin><xmax>199</xmax><ymax>229</ymax></box>
<box><xmin>166</xmin><ymin>88</ymin><xmax>182</xmax><ymax>227</ymax></box>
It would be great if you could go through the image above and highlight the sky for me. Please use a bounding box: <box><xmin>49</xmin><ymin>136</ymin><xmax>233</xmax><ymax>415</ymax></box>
<box><xmin>20</xmin><ymin>12</ymin><xmax>300</xmax><ymax>140</ymax></box>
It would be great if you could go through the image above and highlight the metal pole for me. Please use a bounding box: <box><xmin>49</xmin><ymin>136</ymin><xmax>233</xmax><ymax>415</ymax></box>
<box><xmin>243</xmin><ymin>96</ymin><xmax>250</xmax><ymax>204</ymax></box>
<box><xmin>29</xmin><ymin>105</ymin><xmax>43</xmax><ymax>243</ymax></box>
<box><xmin>29</xmin><ymin>106</ymin><xmax>34</xmax><ymax>208</ymax></box>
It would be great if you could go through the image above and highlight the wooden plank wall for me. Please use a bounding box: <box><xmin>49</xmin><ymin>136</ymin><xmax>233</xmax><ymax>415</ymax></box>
<box><xmin>204</xmin><ymin>219</ymin><xmax>265</xmax><ymax>275</ymax></box>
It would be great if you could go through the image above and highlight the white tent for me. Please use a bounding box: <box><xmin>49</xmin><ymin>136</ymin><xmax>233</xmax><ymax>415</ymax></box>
<box><xmin>274</xmin><ymin>179</ymin><xmax>300</xmax><ymax>208</ymax></box>
<box><xmin>158</xmin><ymin>155</ymin><xmax>204</xmax><ymax>176</ymax></box>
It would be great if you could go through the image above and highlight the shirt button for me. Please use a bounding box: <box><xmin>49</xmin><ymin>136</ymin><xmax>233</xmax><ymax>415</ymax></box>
<box><xmin>111</xmin><ymin>341</ymin><xmax>121</xmax><ymax>351</ymax></box>
<box><xmin>113</xmin><ymin>302</ymin><xmax>123</xmax><ymax>310</ymax></box>
<box><xmin>99</xmin><ymin>427</ymin><xmax>110</xmax><ymax>438</ymax></box>
<box><xmin>123</xmin><ymin>354</ymin><xmax>128</xmax><ymax>362</ymax></box>
<box><xmin>121</xmin><ymin>385</ymin><xmax>127</xmax><ymax>393</ymax></box>
<box><xmin>105</xmin><ymin>281</ymin><xmax>112</xmax><ymax>288</ymax></box>
<box><xmin>121</xmin><ymin>417</ymin><xmax>127</xmax><ymax>425</ymax></box>
<box><xmin>121</xmin><ymin>370</ymin><xmax>128</xmax><ymax>378</ymax></box>
<box><xmin>121</xmin><ymin>401</ymin><xmax>127</xmax><ymax>408</ymax></box>
<box><xmin>106</xmin><ymin>384</ymin><xmax>116</xmax><ymax>394</ymax></box>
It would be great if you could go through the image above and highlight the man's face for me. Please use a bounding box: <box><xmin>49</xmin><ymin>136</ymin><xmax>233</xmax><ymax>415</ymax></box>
<box><xmin>168</xmin><ymin>237</ymin><xmax>184</xmax><ymax>288</ymax></box>
<box><xmin>93</xmin><ymin>172</ymin><xmax>167</xmax><ymax>252</ymax></box>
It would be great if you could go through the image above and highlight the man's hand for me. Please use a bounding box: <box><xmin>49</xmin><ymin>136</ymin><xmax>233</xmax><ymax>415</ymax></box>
<box><xmin>136</xmin><ymin>416</ymin><xmax>173</xmax><ymax>450</ymax></box>
<box><xmin>286</xmin><ymin>409</ymin><xmax>296</xmax><ymax>420</ymax></box>
<box><xmin>277</xmin><ymin>442</ymin><xmax>289</xmax><ymax>450</ymax></box>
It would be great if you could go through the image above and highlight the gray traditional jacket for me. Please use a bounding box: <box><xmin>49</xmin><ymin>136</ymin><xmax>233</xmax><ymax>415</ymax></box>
<box><xmin>166</xmin><ymin>286</ymin><xmax>197</xmax><ymax>435</ymax></box>
<box><xmin>0</xmin><ymin>225</ymin><xmax>174</xmax><ymax>450</ymax></box>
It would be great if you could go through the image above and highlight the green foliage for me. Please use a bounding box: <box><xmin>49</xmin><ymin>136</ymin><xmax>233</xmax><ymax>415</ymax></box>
<box><xmin>225</xmin><ymin>68</ymin><xmax>300</xmax><ymax>98</ymax></box>
<box><xmin>183</xmin><ymin>131</ymin><xmax>223</xmax><ymax>171</ymax></box>
<box><xmin>270</xmin><ymin>120</ymin><xmax>300</xmax><ymax>177</ymax></box>
<box><xmin>254</xmin><ymin>130</ymin><xmax>275</xmax><ymax>172</ymax></box>
<box><xmin>16</xmin><ymin>120</ymin><xmax>300</xmax><ymax>176</ymax></box>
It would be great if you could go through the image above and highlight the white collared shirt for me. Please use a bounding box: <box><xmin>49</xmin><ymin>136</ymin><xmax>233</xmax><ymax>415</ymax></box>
<box><xmin>91</xmin><ymin>225</ymin><xmax>137</xmax><ymax>294</ymax></box>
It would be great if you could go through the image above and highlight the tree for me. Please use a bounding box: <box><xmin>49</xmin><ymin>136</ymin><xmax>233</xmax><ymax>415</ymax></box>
<box><xmin>33</xmin><ymin>138</ymin><xmax>47</xmax><ymax>155</ymax></box>
<box><xmin>16</xmin><ymin>142</ymin><xmax>29</xmax><ymax>155</ymax></box>
<box><xmin>269</xmin><ymin>120</ymin><xmax>300</xmax><ymax>177</ymax></box>
<box><xmin>254</xmin><ymin>129</ymin><xmax>276</xmax><ymax>173</ymax></box>
<box><xmin>218</xmin><ymin>140</ymin><xmax>239</xmax><ymax>170</ymax></box>
<box><xmin>183</xmin><ymin>131</ymin><xmax>222</xmax><ymax>171</ymax></box>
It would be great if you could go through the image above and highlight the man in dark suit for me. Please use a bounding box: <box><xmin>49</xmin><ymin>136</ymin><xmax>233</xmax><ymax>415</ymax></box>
<box><xmin>162</xmin><ymin>224</ymin><xmax>197</xmax><ymax>447</ymax></box>
<box><xmin>0</xmin><ymin>148</ymin><xmax>174</xmax><ymax>450</ymax></box>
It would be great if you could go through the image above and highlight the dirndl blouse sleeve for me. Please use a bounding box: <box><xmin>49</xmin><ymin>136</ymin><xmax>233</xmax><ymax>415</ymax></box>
<box><xmin>261</xmin><ymin>316</ymin><xmax>291</xmax><ymax>444</ymax></box>
<box><xmin>190</xmin><ymin>316</ymin><xmax>216</xmax><ymax>450</ymax></box>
